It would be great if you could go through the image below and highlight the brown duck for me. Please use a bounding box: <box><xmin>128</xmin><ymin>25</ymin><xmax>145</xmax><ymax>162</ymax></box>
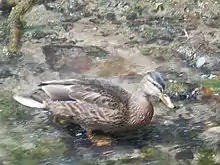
<box><xmin>13</xmin><ymin>71</ymin><xmax>174</xmax><ymax>146</ymax></box>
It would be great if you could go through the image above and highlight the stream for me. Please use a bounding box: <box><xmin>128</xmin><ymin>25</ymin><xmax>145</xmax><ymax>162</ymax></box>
<box><xmin>1</xmin><ymin>0</ymin><xmax>220</xmax><ymax>165</ymax></box>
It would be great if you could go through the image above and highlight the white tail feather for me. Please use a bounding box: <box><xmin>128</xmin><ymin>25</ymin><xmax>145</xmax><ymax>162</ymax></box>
<box><xmin>13</xmin><ymin>95</ymin><xmax>46</xmax><ymax>109</ymax></box>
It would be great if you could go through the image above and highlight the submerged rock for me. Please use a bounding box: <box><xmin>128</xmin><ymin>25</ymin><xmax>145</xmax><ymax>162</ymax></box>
<box><xmin>42</xmin><ymin>45</ymin><xmax>109</xmax><ymax>73</ymax></box>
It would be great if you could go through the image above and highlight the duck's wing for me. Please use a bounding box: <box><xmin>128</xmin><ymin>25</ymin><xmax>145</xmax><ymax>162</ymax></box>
<box><xmin>39</xmin><ymin>77</ymin><xmax>131</xmax><ymax>110</ymax></box>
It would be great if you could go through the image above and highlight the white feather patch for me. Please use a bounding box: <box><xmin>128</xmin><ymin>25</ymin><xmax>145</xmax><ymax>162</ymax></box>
<box><xmin>13</xmin><ymin>95</ymin><xmax>46</xmax><ymax>109</ymax></box>
<box><xmin>41</xmin><ymin>79</ymin><xmax>79</xmax><ymax>84</ymax></box>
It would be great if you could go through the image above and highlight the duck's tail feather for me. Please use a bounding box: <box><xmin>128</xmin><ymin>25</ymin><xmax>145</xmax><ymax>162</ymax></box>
<box><xmin>13</xmin><ymin>94</ymin><xmax>46</xmax><ymax>109</ymax></box>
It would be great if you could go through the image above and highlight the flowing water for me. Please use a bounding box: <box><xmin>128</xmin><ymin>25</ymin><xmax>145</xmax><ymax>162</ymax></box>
<box><xmin>1</xmin><ymin>0</ymin><xmax>220</xmax><ymax>164</ymax></box>
<box><xmin>0</xmin><ymin>55</ymin><xmax>219</xmax><ymax>165</ymax></box>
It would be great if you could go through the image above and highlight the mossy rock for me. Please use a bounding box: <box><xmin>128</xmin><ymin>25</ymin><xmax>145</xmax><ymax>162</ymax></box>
<box><xmin>141</xmin><ymin>45</ymin><xmax>169</xmax><ymax>57</ymax></box>
<box><xmin>166</xmin><ymin>82</ymin><xmax>190</xmax><ymax>93</ymax></box>
<box><xmin>165</xmin><ymin>81</ymin><xmax>198</xmax><ymax>100</ymax></box>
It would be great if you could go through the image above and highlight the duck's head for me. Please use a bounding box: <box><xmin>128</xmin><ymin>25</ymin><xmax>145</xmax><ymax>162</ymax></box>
<box><xmin>141</xmin><ymin>71</ymin><xmax>175</xmax><ymax>109</ymax></box>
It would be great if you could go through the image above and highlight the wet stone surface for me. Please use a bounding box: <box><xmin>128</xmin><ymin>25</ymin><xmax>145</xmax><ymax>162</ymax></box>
<box><xmin>1</xmin><ymin>0</ymin><xmax>220</xmax><ymax>165</ymax></box>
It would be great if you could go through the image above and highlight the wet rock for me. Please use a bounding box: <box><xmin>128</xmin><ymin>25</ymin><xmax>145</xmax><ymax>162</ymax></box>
<box><xmin>140</xmin><ymin>26</ymin><xmax>174</xmax><ymax>45</ymax></box>
<box><xmin>47</xmin><ymin>0</ymin><xmax>86</xmax><ymax>15</ymax></box>
<box><xmin>0</xmin><ymin>0</ymin><xmax>16</xmax><ymax>11</ymax></box>
<box><xmin>61</xmin><ymin>16</ymin><xmax>82</xmax><ymax>31</ymax></box>
<box><xmin>32</xmin><ymin>30</ymin><xmax>48</xmax><ymax>39</ymax></box>
<box><xmin>141</xmin><ymin>45</ymin><xmax>172</xmax><ymax>61</ymax></box>
<box><xmin>24</xmin><ymin>63</ymin><xmax>46</xmax><ymax>74</ymax></box>
<box><xmin>100</xmin><ymin>30</ymin><xmax>110</xmax><ymax>37</ymax></box>
<box><xmin>202</xmin><ymin>11</ymin><xmax>220</xmax><ymax>28</ymax></box>
<box><xmin>42</xmin><ymin>45</ymin><xmax>91</xmax><ymax>73</ymax></box>
<box><xmin>42</xmin><ymin>0</ymin><xmax>62</xmax><ymax>11</ymax></box>
<box><xmin>89</xmin><ymin>17</ymin><xmax>101</xmax><ymax>24</ymax></box>
<box><xmin>62</xmin><ymin>15</ymin><xmax>82</xmax><ymax>23</ymax></box>
<box><xmin>23</xmin><ymin>4</ymin><xmax>63</xmax><ymax>27</ymax></box>
<box><xmin>0</xmin><ymin>67</ymin><xmax>13</xmax><ymax>79</ymax></box>
<box><xmin>42</xmin><ymin>45</ymin><xmax>109</xmax><ymax>73</ymax></box>
<box><xmin>126</xmin><ymin>12</ymin><xmax>137</xmax><ymax>20</ymax></box>
<box><xmin>155</xmin><ymin>68</ymin><xmax>188</xmax><ymax>82</ymax></box>
<box><xmin>83</xmin><ymin>45</ymin><xmax>109</xmax><ymax>58</ymax></box>
<box><xmin>199</xmin><ymin>126</ymin><xmax>220</xmax><ymax>149</ymax></box>
<box><xmin>175</xmin><ymin>149</ymin><xmax>194</xmax><ymax>160</ymax></box>
<box><xmin>105</xmin><ymin>12</ymin><xmax>116</xmax><ymax>21</ymax></box>
<box><xmin>176</xmin><ymin>43</ymin><xmax>220</xmax><ymax>70</ymax></box>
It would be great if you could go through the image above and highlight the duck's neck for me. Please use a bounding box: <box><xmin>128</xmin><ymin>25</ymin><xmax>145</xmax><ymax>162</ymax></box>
<box><xmin>127</xmin><ymin>86</ymin><xmax>153</xmax><ymax>125</ymax></box>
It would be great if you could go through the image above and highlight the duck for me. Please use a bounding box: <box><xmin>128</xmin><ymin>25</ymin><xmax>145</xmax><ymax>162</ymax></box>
<box><xmin>13</xmin><ymin>71</ymin><xmax>174</xmax><ymax>146</ymax></box>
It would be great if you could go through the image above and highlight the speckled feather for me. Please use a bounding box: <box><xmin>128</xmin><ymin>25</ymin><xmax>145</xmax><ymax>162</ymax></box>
<box><xmin>14</xmin><ymin>75</ymin><xmax>157</xmax><ymax>133</ymax></box>
<box><xmin>38</xmin><ymin>78</ymin><xmax>133</xmax><ymax>132</ymax></box>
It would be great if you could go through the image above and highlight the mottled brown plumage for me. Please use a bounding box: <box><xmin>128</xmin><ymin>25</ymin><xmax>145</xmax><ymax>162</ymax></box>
<box><xmin>13</xmin><ymin>72</ymin><xmax>174</xmax><ymax>146</ymax></box>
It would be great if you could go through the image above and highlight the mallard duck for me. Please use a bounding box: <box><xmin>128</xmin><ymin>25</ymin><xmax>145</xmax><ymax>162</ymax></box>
<box><xmin>13</xmin><ymin>71</ymin><xmax>174</xmax><ymax>146</ymax></box>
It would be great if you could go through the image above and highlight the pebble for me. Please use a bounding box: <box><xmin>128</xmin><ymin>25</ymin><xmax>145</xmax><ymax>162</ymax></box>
<box><xmin>163</xmin><ymin>120</ymin><xmax>174</xmax><ymax>126</ymax></box>
<box><xmin>196</xmin><ymin>57</ymin><xmax>206</xmax><ymax>67</ymax></box>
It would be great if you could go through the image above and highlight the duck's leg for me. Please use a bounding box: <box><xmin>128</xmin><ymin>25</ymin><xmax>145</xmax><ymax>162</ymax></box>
<box><xmin>86</xmin><ymin>130</ymin><xmax>112</xmax><ymax>147</ymax></box>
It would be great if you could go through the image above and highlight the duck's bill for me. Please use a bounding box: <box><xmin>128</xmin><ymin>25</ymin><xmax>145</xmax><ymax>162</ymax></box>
<box><xmin>159</xmin><ymin>93</ymin><xmax>175</xmax><ymax>109</ymax></box>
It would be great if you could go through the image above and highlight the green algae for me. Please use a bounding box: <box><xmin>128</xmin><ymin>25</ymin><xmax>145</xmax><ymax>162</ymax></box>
<box><xmin>7</xmin><ymin>137</ymin><xmax>67</xmax><ymax>165</ymax></box>
<box><xmin>140</xmin><ymin>146</ymin><xmax>156</xmax><ymax>156</ymax></box>
<box><xmin>0</xmin><ymin>90</ymin><xmax>68</xmax><ymax>165</ymax></box>
<box><xmin>197</xmin><ymin>149</ymin><xmax>218</xmax><ymax>165</ymax></box>
<box><xmin>166</xmin><ymin>82</ymin><xmax>189</xmax><ymax>93</ymax></box>
<box><xmin>0</xmin><ymin>90</ymin><xmax>30</xmax><ymax>124</ymax></box>
<box><xmin>85</xmin><ymin>46</ymin><xmax>109</xmax><ymax>59</ymax></box>
<box><xmin>141</xmin><ymin>45</ymin><xmax>169</xmax><ymax>57</ymax></box>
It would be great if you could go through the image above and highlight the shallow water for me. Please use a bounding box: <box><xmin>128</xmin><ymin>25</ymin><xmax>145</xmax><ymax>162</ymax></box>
<box><xmin>0</xmin><ymin>72</ymin><xmax>219</xmax><ymax>165</ymax></box>
<box><xmin>1</xmin><ymin>0</ymin><xmax>220</xmax><ymax>164</ymax></box>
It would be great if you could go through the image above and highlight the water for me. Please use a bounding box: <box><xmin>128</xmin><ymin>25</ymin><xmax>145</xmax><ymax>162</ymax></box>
<box><xmin>1</xmin><ymin>0</ymin><xmax>220</xmax><ymax>164</ymax></box>
<box><xmin>0</xmin><ymin>72</ymin><xmax>219</xmax><ymax>165</ymax></box>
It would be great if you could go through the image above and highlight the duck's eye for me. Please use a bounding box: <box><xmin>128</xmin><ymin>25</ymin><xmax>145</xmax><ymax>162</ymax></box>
<box><xmin>151</xmin><ymin>82</ymin><xmax>159</xmax><ymax>88</ymax></box>
<box><xmin>152</xmin><ymin>82</ymin><xmax>157</xmax><ymax>87</ymax></box>
<box><xmin>152</xmin><ymin>82</ymin><xmax>163</xmax><ymax>92</ymax></box>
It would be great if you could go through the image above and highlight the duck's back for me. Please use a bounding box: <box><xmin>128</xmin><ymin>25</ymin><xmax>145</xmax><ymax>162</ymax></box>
<box><xmin>13</xmin><ymin>77</ymin><xmax>134</xmax><ymax>133</ymax></box>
